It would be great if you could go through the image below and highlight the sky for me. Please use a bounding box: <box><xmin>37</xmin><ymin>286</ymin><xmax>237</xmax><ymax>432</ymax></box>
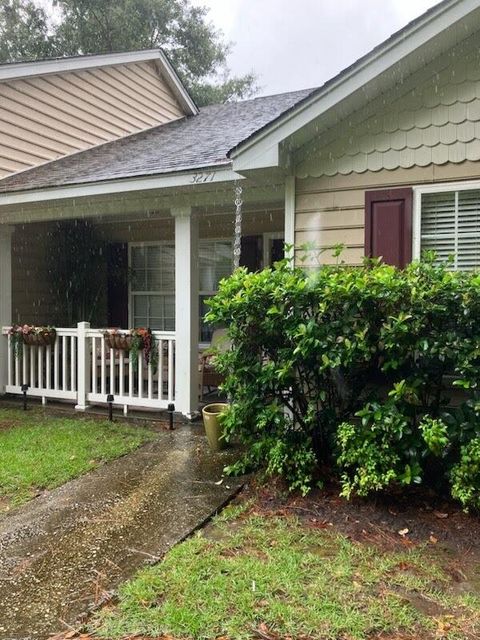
<box><xmin>191</xmin><ymin>0</ymin><xmax>440</xmax><ymax>96</ymax></box>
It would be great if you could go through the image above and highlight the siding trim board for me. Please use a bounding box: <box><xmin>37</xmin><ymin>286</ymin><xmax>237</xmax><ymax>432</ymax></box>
<box><xmin>0</xmin><ymin>167</ymin><xmax>242</xmax><ymax>211</ymax></box>
<box><xmin>0</xmin><ymin>50</ymin><xmax>166</xmax><ymax>81</ymax></box>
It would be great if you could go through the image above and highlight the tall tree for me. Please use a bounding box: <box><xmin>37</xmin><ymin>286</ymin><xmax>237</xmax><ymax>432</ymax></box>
<box><xmin>0</xmin><ymin>0</ymin><xmax>56</xmax><ymax>61</ymax></box>
<box><xmin>0</xmin><ymin>0</ymin><xmax>257</xmax><ymax>106</ymax></box>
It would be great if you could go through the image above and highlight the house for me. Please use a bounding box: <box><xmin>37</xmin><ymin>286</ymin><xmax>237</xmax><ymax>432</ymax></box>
<box><xmin>0</xmin><ymin>0</ymin><xmax>479</xmax><ymax>417</ymax></box>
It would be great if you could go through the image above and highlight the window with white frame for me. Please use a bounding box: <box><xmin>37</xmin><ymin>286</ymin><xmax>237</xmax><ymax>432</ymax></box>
<box><xmin>420</xmin><ymin>187</ymin><xmax>480</xmax><ymax>270</ymax></box>
<box><xmin>129</xmin><ymin>240</ymin><xmax>232</xmax><ymax>337</ymax></box>
<box><xmin>130</xmin><ymin>244</ymin><xmax>175</xmax><ymax>330</ymax></box>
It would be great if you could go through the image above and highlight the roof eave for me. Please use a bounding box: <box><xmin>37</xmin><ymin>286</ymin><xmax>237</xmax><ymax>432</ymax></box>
<box><xmin>0</xmin><ymin>164</ymin><xmax>239</xmax><ymax>215</ymax></box>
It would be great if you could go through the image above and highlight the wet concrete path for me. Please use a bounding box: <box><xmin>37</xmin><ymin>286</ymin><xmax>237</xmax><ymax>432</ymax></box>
<box><xmin>0</xmin><ymin>425</ymin><xmax>244</xmax><ymax>639</ymax></box>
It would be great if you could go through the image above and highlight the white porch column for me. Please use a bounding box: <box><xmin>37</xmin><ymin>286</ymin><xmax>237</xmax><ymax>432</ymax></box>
<box><xmin>0</xmin><ymin>226</ymin><xmax>13</xmax><ymax>395</ymax></box>
<box><xmin>172</xmin><ymin>207</ymin><xmax>199</xmax><ymax>418</ymax></box>
<box><xmin>75</xmin><ymin>321</ymin><xmax>91</xmax><ymax>411</ymax></box>
<box><xmin>285</xmin><ymin>175</ymin><xmax>296</xmax><ymax>264</ymax></box>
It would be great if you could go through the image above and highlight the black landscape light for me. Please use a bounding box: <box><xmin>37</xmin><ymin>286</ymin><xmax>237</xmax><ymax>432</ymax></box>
<box><xmin>21</xmin><ymin>384</ymin><xmax>29</xmax><ymax>411</ymax></box>
<box><xmin>106</xmin><ymin>394</ymin><xmax>114</xmax><ymax>421</ymax></box>
<box><xmin>167</xmin><ymin>403</ymin><xmax>175</xmax><ymax>430</ymax></box>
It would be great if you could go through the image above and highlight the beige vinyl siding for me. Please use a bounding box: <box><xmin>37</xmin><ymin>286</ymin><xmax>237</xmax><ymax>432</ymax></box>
<box><xmin>295</xmin><ymin>162</ymin><xmax>480</xmax><ymax>266</ymax></box>
<box><xmin>294</xmin><ymin>30</ymin><xmax>480</xmax><ymax>267</ymax></box>
<box><xmin>0</xmin><ymin>60</ymin><xmax>184</xmax><ymax>178</ymax></box>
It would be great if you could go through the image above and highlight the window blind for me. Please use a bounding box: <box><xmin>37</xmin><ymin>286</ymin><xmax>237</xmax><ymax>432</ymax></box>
<box><xmin>421</xmin><ymin>189</ymin><xmax>480</xmax><ymax>270</ymax></box>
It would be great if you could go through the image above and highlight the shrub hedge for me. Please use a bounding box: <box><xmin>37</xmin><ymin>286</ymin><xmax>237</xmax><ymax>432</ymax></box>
<box><xmin>206</xmin><ymin>255</ymin><xmax>480</xmax><ymax>509</ymax></box>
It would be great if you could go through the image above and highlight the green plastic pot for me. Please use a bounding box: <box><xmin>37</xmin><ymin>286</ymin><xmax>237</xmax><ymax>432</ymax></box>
<box><xmin>202</xmin><ymin>403</ymin><xmax>229</xmax><ymax>452</ymax></box>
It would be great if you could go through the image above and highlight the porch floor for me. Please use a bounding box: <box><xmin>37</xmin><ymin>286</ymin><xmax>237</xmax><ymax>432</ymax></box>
<box><xmin>0</xmin><ymin>419</ymin><xmax>243</xmax><ymax>638</ymax></box>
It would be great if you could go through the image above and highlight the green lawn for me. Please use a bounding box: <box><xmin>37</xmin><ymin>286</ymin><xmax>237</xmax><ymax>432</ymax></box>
<box><xmin>93</xmin><ymin>502</ymin><xmax>480</xmax><ymax>640</ymax></box>
<box><xmin>0</xmin><ymin>408</ymin><xmax>154</xmax><ymax>508</ymax></box>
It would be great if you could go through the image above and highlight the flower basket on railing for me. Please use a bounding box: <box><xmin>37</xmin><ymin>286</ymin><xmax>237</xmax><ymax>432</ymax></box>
<box><xmin>9</xmin><ymin>325</ymin><xmax>57</xmax><ymax>358</ymax></box>
<box><xmin>104</xmin><ymin>332</ymin><xmax>138</xmax><ymax>351</ymax></box>
<box><xmin>103</xmin><ymin>328</ymin><xmax>158</xmax><ymax>372</ymax></box>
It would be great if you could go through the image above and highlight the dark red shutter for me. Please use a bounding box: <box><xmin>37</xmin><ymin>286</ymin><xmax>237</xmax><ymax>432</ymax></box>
<box><xmin>365</xmin><ymin>188</ymin><xmax>413</xmax><ymax>267</ymax></box>
<box><xmin>107</xmin><ymin>243</ymin><xmax>129</xmax><ymax>328</ymax></box>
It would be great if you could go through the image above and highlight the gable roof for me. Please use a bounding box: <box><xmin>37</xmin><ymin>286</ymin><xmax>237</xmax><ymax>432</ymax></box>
<box><xmin>0</xmin><ymin>88</ymin><xmax>314</xmax><ymax>194</ymax></box>
<box><xmin>0</xmin><ymin>49</ymin><xmax>198</xmax><ymax>117</ymax></box>
<box><xmin>230</xmin><ymin>0</ymin><xmax>480</xmax><ymax>171</ymax></box>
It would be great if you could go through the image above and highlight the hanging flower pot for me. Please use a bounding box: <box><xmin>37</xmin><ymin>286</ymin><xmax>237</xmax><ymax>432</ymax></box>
<box><xmin>103</xmin><ymin>328</ymin><xmax>158</xmax><ymax>372</ymax></box>
<box><xmin>22</xmin><ymin>332</ymin><xmax>57</xmax><ymax>347</ymax></box>
<box><xmin>104</xmin><ymin>332</ymin><xmax>141</xmax><ymax>352</ymax></box>
<box><xmin>9</xmin><ymin>325</ymin><xmax>57</xmax><ymax>358</ymax></box>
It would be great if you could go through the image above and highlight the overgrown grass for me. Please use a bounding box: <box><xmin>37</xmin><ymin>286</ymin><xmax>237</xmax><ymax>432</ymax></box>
<box><xmin>0</xmin><ymin>408</ymin><xmax>154</xmax><ymax>508</ymax></box>
<box><xmin>94</xmin><ymin>509</ymin><xmax>479</xmax><ymax>639</ymax></box>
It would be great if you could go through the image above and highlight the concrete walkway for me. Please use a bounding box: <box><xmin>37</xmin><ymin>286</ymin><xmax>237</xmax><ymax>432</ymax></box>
<box><xmin>0</xmin><ymin>425</ymin><xmax>243</xmax><ymax>639</ymax></box>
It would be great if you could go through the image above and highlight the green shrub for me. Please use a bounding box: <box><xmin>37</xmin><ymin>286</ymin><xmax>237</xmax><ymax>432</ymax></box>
<box><xmin>451</xmin><ymin>438</ymin><xmax>480</xmax><ymax>510</ymax></box>
<box><xmin>337</xmin><ymin>401</ymin><xmax>421</xmax><ymax>499</ymax></box>
<box><xmin>206</xmin><ymin>255</ymin><xmax>480</xmax><ymax>507</ymax></box>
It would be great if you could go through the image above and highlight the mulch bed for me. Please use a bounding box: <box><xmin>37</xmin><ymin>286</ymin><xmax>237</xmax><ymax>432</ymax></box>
<box><xmin>245</xmin><ymin>480</ymin><xmax>480</xmax><ymax>556</ymax></box>
<box><xmin>235</xmin><ymin>479</ymin><xmax>480</xmax><ymax>617</ymax></box>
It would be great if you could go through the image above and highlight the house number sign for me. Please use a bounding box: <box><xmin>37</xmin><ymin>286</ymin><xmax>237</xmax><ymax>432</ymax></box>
<box><xmin>191</xmin><ymin>171</ymin><xmax>216</xmax><ymax>183</ymax></box>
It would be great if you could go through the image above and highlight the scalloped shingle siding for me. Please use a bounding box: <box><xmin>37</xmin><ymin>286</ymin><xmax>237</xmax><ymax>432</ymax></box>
<box><xmin>297</xmin><ymin>33</ymin><xmax>480</xmax><ymax>178</ymax></box>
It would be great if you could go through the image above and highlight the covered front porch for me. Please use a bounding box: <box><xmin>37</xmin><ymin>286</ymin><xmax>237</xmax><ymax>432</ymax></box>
<box><xmin>0</xmin><ymin>172</ymin><xmax>291</xmax><ymax>416</ymax></box>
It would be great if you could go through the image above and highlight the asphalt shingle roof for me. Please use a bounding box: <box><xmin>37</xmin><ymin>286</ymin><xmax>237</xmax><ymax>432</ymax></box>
<box><xmin>0</xmin><ymin>88</ymin><xmax>315</xmax><ymax>194</ymax></box>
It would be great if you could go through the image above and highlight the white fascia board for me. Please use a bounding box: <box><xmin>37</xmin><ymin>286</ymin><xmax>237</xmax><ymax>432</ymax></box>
<box><xmin>231</xmin><ymin>0</ymin><xmax>476</xmax><ymax>169</ymax></box>
<box><xmin>0</xmin><ymin>49</ymin><xmax>162</xmax><ymax>81</ymax></box>
<box><xmin>155</xmin><ymin>51</ymin><xmax>198</xmax><ymax>116</ymax></box>
<box><xmin>232</xmin><ymin>142</ymin><xmax>279</xmax><ymax>172</ymax></box>
<box><xmin>0</xmin><ymin>167</ymin><xmax>243</xmax><ymax>208</ymax></box>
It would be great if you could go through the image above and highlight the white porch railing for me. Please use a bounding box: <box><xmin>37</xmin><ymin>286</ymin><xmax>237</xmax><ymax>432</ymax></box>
<box><xmin>2</xmin><ymin>323</ymin><xmax>176</xmax><ymax>413</ymax></box>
